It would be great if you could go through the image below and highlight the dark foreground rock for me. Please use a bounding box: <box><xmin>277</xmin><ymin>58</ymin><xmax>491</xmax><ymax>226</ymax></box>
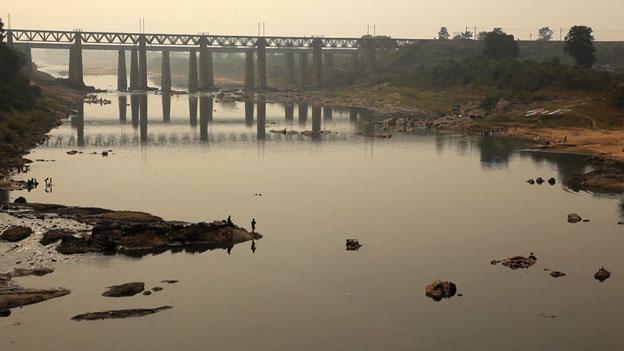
<box><xmin>1</xmin><ymin>203</ymin><xmax>262</xmax><ymax>257</ymax></box>
<box><xmin>594</xmin><ymin>267</ymin><xmax>611</xmax><ymax>282</ymax></box>
<box><xmin>40</xmin><ymin>229</ymin><xmax>75</xmax><ymax>246</ymax></box>
<box><xmin>568</xmin><ymin>169</ymin><xmax>624</xmax><ymax>194</ymax></box>
<box><xmin>102</xmin><ymin>282</ymin><xmax>145</xmax><ymax>297</ymax></box>
<box><xmin>425</xmin><ymin>280</ymin><xmax>457</xmax><ymax>301</ymax></box>
<box><xmin>72</xmin><ymin>306</ymin><xmax>172</xmax><ymax>321</ymax></box>
<box><xmin>494</xmin><ymin>254</ymin><xmax>538</xmax><ymax>270</ymax></box>
<box><xmin>1</xmin><ymin>226</ymin><xmax>33</xmax><ymax>242</ymax></box>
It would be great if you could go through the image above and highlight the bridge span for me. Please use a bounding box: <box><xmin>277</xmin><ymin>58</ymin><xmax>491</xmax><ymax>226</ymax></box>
<box><xmin>6</xmin><ymin>29</ymin><xmax>423</xmax><ymax>92</ymax></box>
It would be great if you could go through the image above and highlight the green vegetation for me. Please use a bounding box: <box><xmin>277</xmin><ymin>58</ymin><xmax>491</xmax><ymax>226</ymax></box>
<box><xmin>0</xmin><ymin>18</ymin><xmax>41</xmax><ymax>111</ymax></box>
<box><xmin>482</xmin><ymin>29</ymin><xmax>519</xmax><ymax>59</ymax></box>
<box><xmin>564</xmin><ymin>26</ymin><xmax>597</xmax><ymax>67</ymax></box>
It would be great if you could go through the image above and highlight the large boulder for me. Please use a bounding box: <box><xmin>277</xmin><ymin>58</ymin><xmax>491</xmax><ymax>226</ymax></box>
<box><xmin>40</xmin><ymin>229</ymin><xmax>74</xmax><ymax>246</ymax></box>
<box><xmin>594</xmin><ymin>267</ymin><xmax>611</xmax><ymax>282</ymax></box>
<box><xmin>1</xmin><ymin>226</ymin><xmax>33</xmax><ymax>242</ymax></box>
<box><xmin>425</xmin><ymin>280</ymin><xmax>457</xmax><ymax>301</ymax></box>
<box><xmin>102</xmin><ymin>282</ymin><xmax>145</xmax><ymax>297</ymax></box>
<box><xmin>568</xmin><ymin>213</ymin><xmax>583</xmax><ymax>223</ymax></box>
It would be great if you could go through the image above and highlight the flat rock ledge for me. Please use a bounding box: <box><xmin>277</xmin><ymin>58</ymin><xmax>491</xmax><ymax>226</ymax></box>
<box><xmin>102</xmin><ymin>282</ymin><xmax>145</xmax><ymax>297</ymax></box>
<box><xmin>0</xmin><ymin>269</ymin><xmax>69</xmax><ymax>314</ymax></box>
<box><xmin>72</xmin><ymin>306</ymin><xmax>172</xmax><ymax>321</ymax></box>
<box><xmin>1</xmin><ymin>203</ymin><xmax>262</xmax><ymax>257</ymax></box>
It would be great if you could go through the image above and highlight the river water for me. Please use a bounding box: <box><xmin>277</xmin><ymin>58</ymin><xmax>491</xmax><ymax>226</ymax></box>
<box><xmin>2</xmin><ymin>73</ymin><xmax>624</xmax><ymax>351</ymax></box>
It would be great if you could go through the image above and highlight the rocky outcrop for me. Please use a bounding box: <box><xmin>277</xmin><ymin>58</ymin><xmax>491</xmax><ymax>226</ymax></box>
<box><xmin>102</xmin><ymin>282</ymin><xmax>145</xmax><ymax>297</ymax></box>
<box><xmin>40</xmin><ymin>229</ymin><xmax>74</xmax><ymax>245</ymax></box>
<box><xmin>1</xmin><ymin>203</ymin><xmax>262</xmax><ymax>257</ymax></box>
<box><xmin>567</xmin><ymin>213</ymin><xmax>582</xmax><ymax>223</ymax></box>
<box><xmin>72</xmin><ymin>306</ymin><xmax>172</xmax><ymax>321</ymax></box>
<box><xmin>1</xmin><ymin>226</ymin><xmax>33</xmax><ymax>242</ymax></box>
<box><xmin>425</xmin><ymin>280</ymin><xmax>457</xmax><ymax>301</ymax></box>
<box><xmin>594</xmin><ymin>267</ymin><xmax>611</xmax><ymax>282</ymax></box>
<box><xmin>493</xmin><ymin>254</ymin><xmax>538</xmax><ymax>270</ymax></box>
<box><xmin>0</xmin><ymin>287</ymin><xmax>70</xmax><ymax>311</ymax></box>
<box><xmin>568</xmin><ymin>169</ymin><xmax>624</xmax><ymax>194</ymax></box>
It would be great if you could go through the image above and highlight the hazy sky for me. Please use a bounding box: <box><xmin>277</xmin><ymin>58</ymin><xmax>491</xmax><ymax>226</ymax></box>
<box><xmin>4</xmin><ymin>0</ymin><xmax>624</xmax><ymax>40</ymax></box>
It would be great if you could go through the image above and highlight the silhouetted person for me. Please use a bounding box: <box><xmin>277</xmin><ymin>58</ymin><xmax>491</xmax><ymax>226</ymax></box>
<box><xmin>251</xmin><ymin>218</ymin><xmax>256</xmax><ymax>233</ymax></box>
<box><xmin>227</xmin><ymin>215</ymin><xmax>233</xmax><ymax>226</ymax></box>
<box><xmin>227</xmin><ymin>245</ymin><xmax>233</xmax><ymax>255</ymax></box>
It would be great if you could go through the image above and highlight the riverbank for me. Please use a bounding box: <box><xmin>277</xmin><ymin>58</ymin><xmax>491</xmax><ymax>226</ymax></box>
<box><xmin>0</xmin><ymin>71</ymin><xmax>83</xmax><ymax>183</ymax></box>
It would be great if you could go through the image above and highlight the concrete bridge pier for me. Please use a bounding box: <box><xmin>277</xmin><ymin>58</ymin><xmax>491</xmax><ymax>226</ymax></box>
<box><xmin>199</xmin><ymin>38</ymin><xmax>214</xmax><ymax>91</ymax></box>
<box><xmin>323</xmin><ymin>107</ymin><xmax>333</xmax><ymax>120</ymax></box>
<box><xmin>298</xmin><ymin>52</ymin><xmax>309</xmax><ymax>87</ymax></box>
<box><xmin>21</xmin><ymin>46</ymin><xmax>34</xmax><ymax>76</ymax></box>
<box><xmin>256</xmin><ymin>38</ymin><xmax>267</xmax><ymax>90</ymax></box>
<box><xmin>285</xmin><ymin>51</ymin><xmax>296</xmax><ymax>86</ymax></box>
<box><xmin>138</xmin><ymin>36</ymin><xmax>148</xmax><ymax>90</ymax></box>
<box><xmin>129</xmin><ymin>48</ymin><xmax>139</xmax><ymax>91</ymax></box>
<box><xmin>161</xmin><ymin>50</ymin><xmax>171</xmax><ymax>93</ymax></box>
<box><xmin>365</xmin><ymin>39</ymin><xmax>377</xmax><ymax>74</ymax></box>
<box><xmin>6</xmin><ymin>30</ymin><xmax>13</xmax><ymax>47</ymax></box>
<box><xmin>188</xmin><ymin>50</ymin><xmax>198</xmax><ymax>93</ymax></box>
<box><xmin>257</xmin><ymin>96</ymin><xmax>266</xmax><ymax>140</ymax></box>
<box><xmin>68</xmin><ymin>34</ymin><xmax>83</xmax><ymax>85</ymax></box>
<box><xmin>244</xmin><ymin>50</ymin><xmax>255</xmax><ymax>90</ymax></box>
<box><xmin>311</xmin><ymin>39</ymin><xmax>323</xmax><ymax>89</ymax></box>
<box><xmin>117</xmin><ymin>50</ymin><xmax>127</xmax><ymax>92</ymax></box>
<box><xmin>189</xmin><ymin>96</ymin><xmax>198</xmax><ymax>126</ymax></box>
<box><xmin>245</xmin><ymin>101</ymin><xmax>254</xmax><ymax>126</ymax></box>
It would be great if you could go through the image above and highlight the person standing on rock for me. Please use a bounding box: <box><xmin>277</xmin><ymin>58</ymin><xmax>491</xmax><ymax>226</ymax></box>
<box><xmin>227</xmin><ymin>215</ymin><xmax>233</xmax><ymax>226</ymax></box>
<box><xmin>251</xmin><ymin>218</ymin><xmax>256</xmax><ymax>233</ymax></box>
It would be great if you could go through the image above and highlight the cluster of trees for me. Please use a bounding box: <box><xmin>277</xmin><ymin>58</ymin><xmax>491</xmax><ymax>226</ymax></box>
<box><xmin>0</xmin><ymin>18</ymin><xmax>40</xmax><ymax>111</ymax></box>
<box><xmin>436</xmin><ymin>26</ymin><xmax>597</xmax><ymax>67</ymax></box>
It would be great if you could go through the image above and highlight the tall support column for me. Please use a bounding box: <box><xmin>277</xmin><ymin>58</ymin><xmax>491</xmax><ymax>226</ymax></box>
<box><xmin>311</xmin><ymin>39</ymin><xmax>323</xmax><ymax>89</ymax></box>
<box><xmin>324</xmin><ymin>51</ymin><xmax>334</xmax><ymax>78</ymax></box>
<box><xmin>161</xmin><ymin>50</ymin><xmax>171</xmax><ymax>93</ymax></box>
<box><xmin>199</xmin><ymin>37</ymin><xmax>214</xmax><ymax>91</ymax></box>
<box><xmin>298</xmin><ymin>52</ymin><xmax>309</xmax><ymax>87</ymax></box>
<box><xmin>68</xmin><ymin>33</ymin><xmax>83</xmax><ymax>85</ymax></box>
<box><xmin>138</xmin><ymin>35</ymin><xmax>148</xmax><ymax>90</ymax></box>
<box><xmin>285</xmin><ymin>51</ymin><xmax>296</xmax><ymax>86</ymax></box>
<box><xmin>21</xmin><ymin>46</ymin><xmax>33</xmax><ymax>76</ymax></box>
<box><xmin>365</xmin><ymin>39</ymin><xmax>377</xmax><ymax>74</ymax></box>
<box><xmin>129</xmin><ymin>48</ymin><xmax>139</xmax><ymax>91</ymax></box>
<box><xmin>244</xmin><ymin>49</ymin><xmax>255</xmax><ymax>91</ymax></box>
<box><xmin>117</xmin><ymin>50</ymin><xmax>127</xmax><ymax>92</ymax></box>
<box><xmin>6</xmin><ymin>30</ymin><xmax>13</xmax><ymax>47</ymax></box>
<box><xmin>256</xmin><ymin>38</ymin><xmax>267</xmax><ymax>90</ymax></box>
<box><xmin>188</xmin><ymin>50</ymin><xmax>198</xmax><ymax>93</ymax></box>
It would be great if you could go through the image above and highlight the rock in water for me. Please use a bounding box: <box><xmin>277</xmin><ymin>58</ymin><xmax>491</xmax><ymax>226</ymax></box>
<box><xmin>1</xmin><ymin>226</ymin><xmax>33</xmax><ymax>242</ymax></box>
<box><xmin>536</xmin><ymin>177</ymin><xmax>545</xmax><ymax>185</ymax></box>
<box><xmin>0</xmin><ymin>288</ymin><xmax>70</xmax><ymax>310</ymax></box>
<box><xmin>594</xmin><ymin>267</ymin><xmax>611</xmax><ymax>282</ymax></box>
<box><xmin>72</xmin><ymin>306</ymin><xmax>172</xmax><ymax>321</ymax></box>
<box><xmin>548</xmin><ymin>178</ymin><xmax>556</xmax><ymax>185</ymax></box>
<box><xmin>102</xmin><ymin>282</ymin><xmax>145</xmax><ymax>297</ymax></box>
<box><xmin>550</xmin><ymin>271</ymin><xmax>566</xmax><ymax>278</ymax></box>
<box><xmin>425</xmin><ymin>280</ymin><xmax>457</xmax><ymax>301</ymax></box>
<box><xmin>526</xmin><ymin>179</ymin><xmax>535</xmax><ymax>185</ymax></box>
<box><xmin>568</xmin><ymin>213</ymin><xmax>582</xmax><ymax>223</ymax></box>
<box><xmin>11</xmin><ymin>268</ymin><xmax>54</xmax><ymax>278</ymax></box>
<box><xmin>498</xmin><ymin>254</ymin><xmax>538</xmax><ymax>270</ymax></box>
<box><xmin>13</xmin><ymin>197</ymin><xmax>27</xmax><ymax>204</ymax></box>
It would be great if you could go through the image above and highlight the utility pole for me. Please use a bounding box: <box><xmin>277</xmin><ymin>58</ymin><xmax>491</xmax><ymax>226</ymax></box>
<box><xmin>258</xmin><ymin>22</ymin><xmax>261</xmax><ymax>36</ymax></box>
<box><xmin>560</xmin><ymin>28</ymin><xmax>563</xmax><ymax>41</ymax></box>
<box><xmin>263</xmin><ymin>22</ymin><xmax>265</xmax><ymax>36</ymax></box>
<box><xmin>373</xmin><ymin>24</ymin><xmax>376</xmax><ymax>37</ymax></box>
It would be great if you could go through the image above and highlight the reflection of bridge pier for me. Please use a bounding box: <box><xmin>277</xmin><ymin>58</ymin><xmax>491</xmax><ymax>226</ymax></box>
<box><xmin>131</xmin><ymin>94</ymin><xmax>139</xmax><ymax>128</ymax></box>
<box><xmin>312</xmin><ymin>106</ymin><xmax>322</xmax><ymax>140</ymax></box>
<box><xmin>199</xmin><ymin>96</ymin><xmax>212</xmax><ymax>142</ymax></box>
<box><xmin>323</xmin><ymin>107</ymin><xmax>333</xmax><ymax>120</ymax></box>
<box><xmin>349</xmin><ymin>108</ymin><xmax>358</xmax><ymax>123</ymax></box>
<box><xmin>245</xmin><ymin>101</ymin><xmax>254</xmax><ymax>126</ymax></box>
<box><xmin>119</xmin><ymin>95</ymin><xmax>127</xmax><ymax>123</ymax></box>
<box><xmin>139</xmin><ymin>94</ymin><xmax>148</xmax><ymax>144</ymax></box>
<box><xmin>285</xmin><ymin>102</ymin><xmax>294</xmax><ymax>121</ymax></box>
<box><xmin>298</xmin><ymin>103</ymin><xmax>308</xmax><ymax>126</ymax></box>
<box><xmin>162</xmin><ymin>94</ymin><xmax>171</xmax><ymax>123</ymax></box>
<box><xmin>189</xmin><ymin>96</ymin><xmax>198</xmax><ymax>126</ymax></box>
<box><xmin>257</xmin><ymin>97</ymin><xmax>266</xmax><ymax>140</ymax></box>
<box><xmin>75</xmin><ymin>102</ymin><xmax>85</xmax><ymax>147</ymax></box>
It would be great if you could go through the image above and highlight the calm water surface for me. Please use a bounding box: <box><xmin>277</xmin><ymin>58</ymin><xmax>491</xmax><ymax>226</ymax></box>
<box><xmin>2</xmin><ymin>75</ymin><xmax>624</xmax><ymax>351</ymax></box>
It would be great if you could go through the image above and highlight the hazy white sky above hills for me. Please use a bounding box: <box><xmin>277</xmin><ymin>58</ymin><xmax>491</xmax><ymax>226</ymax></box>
<box><xmin>4</xmin><ymin>0</ymin><xmax>624</xmax><ymax>40</ymax></box>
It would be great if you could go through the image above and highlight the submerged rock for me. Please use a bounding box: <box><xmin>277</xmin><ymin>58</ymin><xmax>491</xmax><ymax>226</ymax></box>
<box><xmin>11</xmin><ymin>267</ymin><xmax>54</xmax><ymax>278</ymax></box>
<box><xmin>425</xmin><ymin>280</ymin><xmax>457</xmax><ymax>301</ymax></box>
<box><xmin>594</xmin><ymin>267</ymin><xmax>611</xmax><ymax>282</ymax></box>
<box><xmin>72</xmin><ymin>306</ymin><xmax>172</xmax><ymax>321</ymax></box>
<box><xmin>526</xmin><ymin>179</ymin><xmax>535</xmax><ymax>185</ymax></box>
<box><xmin>496</xmin><ymin>254</ymin><xmax>538</xmax><ymax>270</ymax></box>
<box><xmin>568</xmin><ymin>169</ymin><xmax>624</xmax><ymax>194</ymax></box>
<box><xmin>535</xmin><ymin>177</ymin><xmax>545</xmax><ymax>185</ymax></box>
<box><xmin>1</xmin><ymin>226</ymin><xmax>33</xmax><ymax>242</ymax></box>
<box><xmin>568</xmin><ymin>213</ymin><xmax>583</xmax><ymax>223</ymax></box>
<box><xmin>0</xmin><ymin>288</ymin><xmax>70</xmax><ymax>311</ymax></box>
<box><xmin>550</xmin><ymin>271</ymin><xmax>566</xmax><ymax>278</ymax></box>
<box><xmin>102</xmin><ymin>282</ymin><xmax>145</xmax><ymax>297</ymax></box>
<box><xmin>548</xmin><ymin>178</ymin><xmax>556</xmax><ymax>185</ymax></box>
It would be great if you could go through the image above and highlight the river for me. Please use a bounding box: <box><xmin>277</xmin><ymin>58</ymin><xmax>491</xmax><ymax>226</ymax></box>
<box><xmin>2</xmin><ymin>72</ymin><xmax>624</xmax><ymax>351</ymax></box>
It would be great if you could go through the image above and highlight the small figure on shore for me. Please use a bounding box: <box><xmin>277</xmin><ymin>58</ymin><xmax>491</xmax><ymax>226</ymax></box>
<box><xmin>227</xmin><ymin>215</ymin><xmax>233</xmax><ymax>226</ymax></box>
<box><xmin>227</xmin><ymin>245</ymin><xmax>233</xmax><ymax>255</ymax></box>
<box><xmin>563</xmin><ymin>136</ymin><xmax>567</xmax><ymax>144</ymax></box>
<box><xmin>251</xmin><ymin>218</ymin><xmax>256</xmax><ymax>233</ymax></box>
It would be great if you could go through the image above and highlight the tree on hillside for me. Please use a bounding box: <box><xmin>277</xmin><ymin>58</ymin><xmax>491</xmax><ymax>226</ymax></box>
<box><xmin>0</xmin><ymin>18</ymin><xmax>5</xmax><ymax>43</ymax></box>
<box><xmin>564</xmin><ymin>26</ymin><xmax>596</xmax><ymax>67</ymax></box>
<box><xmin>453</xmin><ymin>30</ymin><xmax>473</xmax><ymax>40</ymax></box>
<box><xmin>438</xmin><ymin>27</ymin><xmax>450</xmax><ymax>40</ymax></box>
<box><xmin>482</xmin><ymin>29</ymin><xmax>519</xmax><ymax>59</ymax></box>
<box><xmin>538</xmin><ymin>27</ymin><xmax>554</xmax><ymax>41</ymax></box>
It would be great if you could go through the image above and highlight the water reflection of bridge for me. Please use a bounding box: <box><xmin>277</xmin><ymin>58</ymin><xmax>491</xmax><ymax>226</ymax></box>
<box><xmin>44</xmin><ymin>94</ymin><xmax>366</xmax><ymax>147</ymax></box>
